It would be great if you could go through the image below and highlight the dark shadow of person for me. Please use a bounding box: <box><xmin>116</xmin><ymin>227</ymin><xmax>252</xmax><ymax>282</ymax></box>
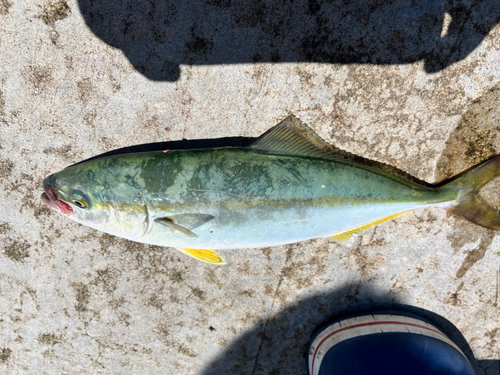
<box><xmin>199</xmin><ymin>282</ymin><xmax>496</xmax><ymax>375</ymax></box>
<box><xmin>77</xmin><ymin>0</ymin><xmax>500</xmax><ymax>81</ymax></box>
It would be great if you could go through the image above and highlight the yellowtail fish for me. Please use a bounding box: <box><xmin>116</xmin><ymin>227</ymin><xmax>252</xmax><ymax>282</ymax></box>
<box><xmin>41</xmin><ymin>116</ymin><xmax>500</xmax><ymax>264</ymax></box>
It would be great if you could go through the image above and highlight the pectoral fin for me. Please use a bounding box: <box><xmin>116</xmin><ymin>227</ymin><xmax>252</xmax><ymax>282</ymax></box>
<box><xmin>155</xmin><ymin>218</ymin><xmax>198</xmax><ymax>237</ymax></box>
<box><xmin>328</xmin><ymin>210</ymin><xmax>412</xmax><ymax>244</ymax></box>
<box><xmin>169</xmin><ymin>214</ymin><xmax>215</xmax><ymax>229</ymax></box>
<box><xmin>180</xmin><ymin>248</ymin><xmax>226</xmax><ymax>264</ymax></box>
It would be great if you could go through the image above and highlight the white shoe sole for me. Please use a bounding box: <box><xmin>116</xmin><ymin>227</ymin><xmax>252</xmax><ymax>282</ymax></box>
<box><xmin>308</xmin><ymin>313</ymin><xmax>464</xmax><ymax>375</ymax></box>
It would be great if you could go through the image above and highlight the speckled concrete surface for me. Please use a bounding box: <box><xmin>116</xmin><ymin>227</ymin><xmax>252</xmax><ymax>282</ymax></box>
<box><xmin>1</xmin><ymin>0</ymin><xmax>500</xmax><ymax>373</ymax></box>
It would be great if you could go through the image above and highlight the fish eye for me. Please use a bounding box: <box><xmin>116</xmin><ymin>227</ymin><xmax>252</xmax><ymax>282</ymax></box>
<box><xmin>70</xmin><ymin>191</ymin><xmax>89</xmax><ymax>208</ymax></box>
<box><xmin>72</xmin><ymin>200</ymin><xmax>85</xmax><ymax>208</ymax></box>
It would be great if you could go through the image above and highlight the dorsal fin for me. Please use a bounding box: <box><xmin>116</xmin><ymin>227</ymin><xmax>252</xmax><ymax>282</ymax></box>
<box><xmin>250</xmin><ymin>116</ymin><xmax>433</xmax><ymax>191</ymax></box>
<box><xmin>249</xmin><ymin>116</ymin><xmax>337</xmax><ymax>160</ymax></box>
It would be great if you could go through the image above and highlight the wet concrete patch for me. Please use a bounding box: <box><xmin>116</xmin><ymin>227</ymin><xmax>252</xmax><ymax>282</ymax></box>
<box><xmin>0</xmin><ymin>0</ymin><xmax>11</xmax><ymax>16</ymax></box>
<box><xmin>436</xmin><ymin>83</ymin><xmax>500</xmax><ymax>182</ymax></box>
<box><xmin>0</xmin><ymin>222</ymin><xmax>12</xmax><ymax>234</ymax></box>
<box><xmin>71</xmin><ymin>282</ymin><xmax>90</xmax><ymax>312</ymax></box>
<box><xmin>38</xmin><ymin>332</ymin><xmax>64</xmax><ymax>345</ymax></box>
<box><xmin>77</xmin><ymin>78</ymin><xmax>95</xmax><ymax>105</ymax></box>
<box><xmin>3</xmin><ymin>240</ymin><xmax>30</xmax><ymax>262</ymax></box>
<box><xmin>0</xmin><ymin>159</ymin><xmax>14</xmax><ymax>178</ymax></box>
<box><xmin>445</xmin><ymin>217</ymin><xmax>496</xmax><ymax>278</ymax></box>
<box><xmin>0</xmin><ymin>88</ymin><xmax>5</xmax><ymax>117</ymax></box>
<box><xmin>39</xmin><ymin>0</ymin><xmax>71</xmax><ymax>27</ymax></box>
<box><xmin>0</xmin><ymin>348</ymin><xmax>11</xmax><ymax>363</ymax></box>
<box><xmin>454</xmin><ymin>233</ymin><xmax>495</xmax><ymax>278</ymax></box>
<box><xmin>22</xmin><ymin>65</ymin><xmax>54</xmax><ymax>95</ymax></box>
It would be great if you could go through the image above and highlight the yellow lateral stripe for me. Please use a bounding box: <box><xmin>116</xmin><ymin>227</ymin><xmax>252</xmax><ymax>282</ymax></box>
<box><xmin>329</xmin><ymin>210</ymin><xmax>413</xmax><ymax>243</ymax></box>
<box><xmin>181</xmin><ymin>248</ymin><xmax>226</xmax><ymax>264</ymax></box>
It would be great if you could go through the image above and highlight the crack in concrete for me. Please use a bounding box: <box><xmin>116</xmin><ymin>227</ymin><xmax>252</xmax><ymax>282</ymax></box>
<box><xmin>251</xmin><ymin>276</ymin><xmax>284</xmax><ymax>375</ymax></box>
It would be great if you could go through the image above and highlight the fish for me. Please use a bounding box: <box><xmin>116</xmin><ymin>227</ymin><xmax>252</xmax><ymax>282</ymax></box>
<box><xmin>41</xmin><ymin>116</ymin><xmax>500</xmax><ymax>264</ymax></box>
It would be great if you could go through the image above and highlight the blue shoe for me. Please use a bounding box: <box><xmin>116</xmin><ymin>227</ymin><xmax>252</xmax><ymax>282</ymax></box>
<box><xmin>307</xmin><ymin>313</ymin><xmax>475</xmax><ymax>375</ymax></box>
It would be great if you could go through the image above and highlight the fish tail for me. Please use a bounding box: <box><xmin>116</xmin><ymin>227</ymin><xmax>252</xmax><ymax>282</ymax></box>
<box><xmin>439</xmin><ymin>154</ymin><xmax>500</xmax><ymax>230</ymax></box>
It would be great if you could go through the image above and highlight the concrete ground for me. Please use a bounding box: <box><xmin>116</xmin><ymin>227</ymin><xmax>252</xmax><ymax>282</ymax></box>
<box><xmin>1</xmin><ymin>0</ymin><xmax>500</xmax><ymax>373</ymax></box>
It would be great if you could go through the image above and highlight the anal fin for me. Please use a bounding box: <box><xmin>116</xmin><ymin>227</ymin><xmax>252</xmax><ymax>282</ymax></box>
<box><xmin>180</xmin><ymin>248</ymin><xmax>226</xmax><ymax>264</ymax></box>
<box><xmin>328</xmin><ymin>210</ymin><xmax>412</xmax><ymax>244</ymax></box>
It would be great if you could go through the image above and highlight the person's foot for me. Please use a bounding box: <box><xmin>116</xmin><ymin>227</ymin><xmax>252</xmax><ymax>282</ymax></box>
<box><xmin>307</xmin><ymin>313</ymin><xmax>475</xmax><ymax>375</ymax></box>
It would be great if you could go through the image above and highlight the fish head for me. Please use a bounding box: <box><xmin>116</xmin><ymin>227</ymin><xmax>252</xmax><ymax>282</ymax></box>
<box><xmin>41</xmin><ymin>166</ymin><xmax>109</xmax><ymax>227</ymax></box>
<box><xmin>41</xmin><ymin>159</ymin><xmax>149</xmax><ymax>240</ymax></box>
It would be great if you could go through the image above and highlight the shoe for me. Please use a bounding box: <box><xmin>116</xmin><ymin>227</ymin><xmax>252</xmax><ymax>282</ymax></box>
<box><xmin>307</xmin><ymin>312</ymin><xmax>475</xmax><ymax>375</ymax></box>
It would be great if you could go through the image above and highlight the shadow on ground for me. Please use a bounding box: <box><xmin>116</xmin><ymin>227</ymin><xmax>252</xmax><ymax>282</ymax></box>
<box><xmin>199</xmin><ymin>282</ymin><xmax>497</xmax><ymax>375</ymax></box>
<box><xmin>77</xmin><ymin>0</ymin><xmax>500</xmax><ymax>81</ymax></box>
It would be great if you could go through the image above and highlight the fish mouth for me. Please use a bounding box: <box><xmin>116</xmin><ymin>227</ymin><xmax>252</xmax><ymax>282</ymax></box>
<box><xmin>41</xmin><ymin>183</ymin><xmax>73</xmax><ymax>216</ymax></box>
